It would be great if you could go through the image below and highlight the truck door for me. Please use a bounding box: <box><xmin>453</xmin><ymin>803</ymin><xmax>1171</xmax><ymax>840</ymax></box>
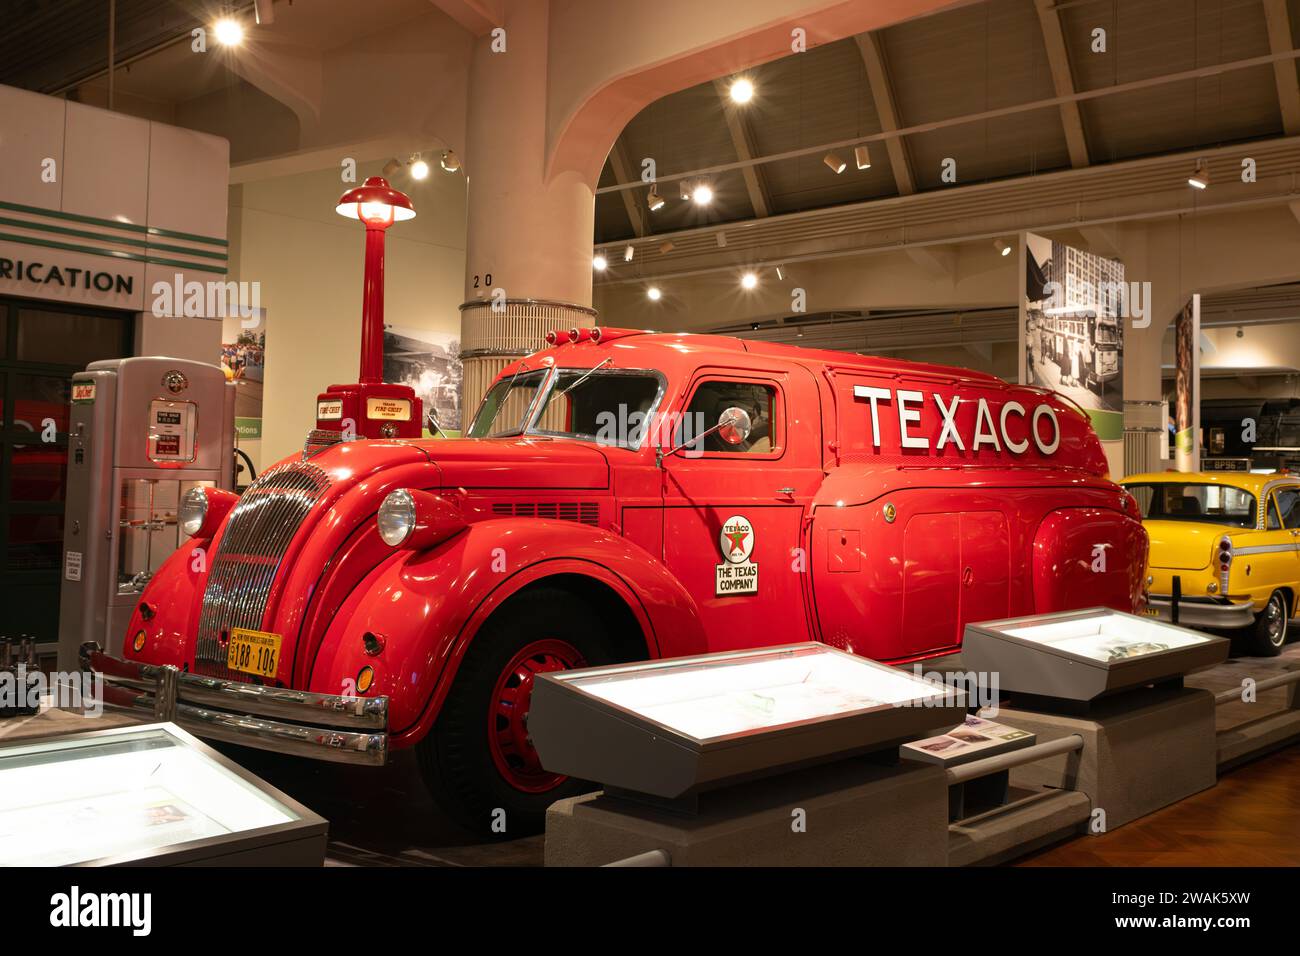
<box><xmin>658</xmin><ymin>367</ymin><xmax>820</xmax><ymax>650</ymax></box>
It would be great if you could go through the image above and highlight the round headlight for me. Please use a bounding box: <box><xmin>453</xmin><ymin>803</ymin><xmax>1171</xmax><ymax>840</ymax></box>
<box><xmin>180</xmin><ymin>487</ymin><xmax>209</xmax><ymax>537</ymax></box>
<box><xmin>378</xmin><ymin>489</ymin><xmax>417</xmax><ymax>546</ymax></box>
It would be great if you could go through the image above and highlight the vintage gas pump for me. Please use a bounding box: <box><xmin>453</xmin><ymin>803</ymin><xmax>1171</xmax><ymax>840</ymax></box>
<box><xmin>313</xmin><ymin>177</ymin><xmax>423</xmax><ymax>441</ymax></box>
<box><xmin>57</xmin><ymin>358</ymin><xmax>235</xmax><ymax>669</ymax></box>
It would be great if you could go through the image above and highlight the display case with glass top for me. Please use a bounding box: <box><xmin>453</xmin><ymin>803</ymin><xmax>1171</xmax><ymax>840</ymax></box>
<box><xmin>962</xmin><ymin>608</ymin><xmax>1230</xmax><ymax>702</ymax></box>
<box><xmin>0</xmin><ymin>722</ymin><xmax>326</xmax><ymax>866</ymax></box>
<box><xmin>529</xmin><ymin>642</ymin><xmax>966</xmax><ymax>800</ymax></box>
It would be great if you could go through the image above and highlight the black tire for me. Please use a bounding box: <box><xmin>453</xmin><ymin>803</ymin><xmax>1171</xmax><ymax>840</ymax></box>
<box><xmin>1241</xmin><ymin>590</ymin><xmax>1288</xmax><ymax>658</ymax></box>
<box><xmin>417</xmin><ymin>587</ymin><xmax>615</xmax><ymax>837</ymax></box>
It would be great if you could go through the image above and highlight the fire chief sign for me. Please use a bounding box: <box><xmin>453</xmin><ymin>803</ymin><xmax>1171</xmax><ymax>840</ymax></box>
<box><xmin>716</xmin><ymin>514</ymin><xmax>758</xmax><ymax>596</ymax></box>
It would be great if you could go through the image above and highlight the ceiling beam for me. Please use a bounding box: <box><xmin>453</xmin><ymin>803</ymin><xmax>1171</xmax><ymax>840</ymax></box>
<box><xmin>1034</xmin><ymin>0</ymin><xmax>1090</xmax><ymax>168</ymax></box>
<box><xmin>597</xmin><ymin>47</ymin><xmax>1300</xmax><ymax>197</ymax></box>
<box><xmin>854</xmin><ymin>32</ymin><xmax>914</xmax><ymax>195</ymax></box>
<box><xmin>607</xmin><ymin>139</ymin><xmax>648</xmax><ymax>237</ymax></box>
<box><xmin>713</xmin><ymin>79</ymin><xmax>772</xmax><ymax>217</ymax></box>
<box><xmin>595</xmin><ymin>137</ymin><xmax>1300</xmax><ymax>284</ymax></box>
<box><xmin>1263</xmin><ymin>0</ymin><xmax>1300</xmax><ymax>135</ymax></box>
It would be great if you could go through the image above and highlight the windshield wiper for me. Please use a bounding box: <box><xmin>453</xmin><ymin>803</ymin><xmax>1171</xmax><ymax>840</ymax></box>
<box><xmin>558</xmin><ymin>358</ymin><xmax>612</xmax><ymax>396</ymax></box>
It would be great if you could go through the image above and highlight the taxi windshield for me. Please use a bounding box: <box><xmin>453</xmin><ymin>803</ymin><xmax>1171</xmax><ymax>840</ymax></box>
<box><xmin>1124</xmin><ymin>482</ymin><xmax>1257</xmax><ymax>527</ymax></box>
<box><xmin>527</xmin><ymin>368</ymin><xmax>663</xmax><ymax>449</ymax></box>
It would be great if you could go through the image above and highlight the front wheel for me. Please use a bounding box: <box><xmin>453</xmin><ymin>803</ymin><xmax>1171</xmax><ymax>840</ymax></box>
<box><xmin>417</xmin><ymin>588</ymin><xmax>615</xmax><ymax>836</ymax></box>
<box><xmin>1241</xmin><ymin>590</ymin><xmax>1288</xmax><ymax>657</ymax></box>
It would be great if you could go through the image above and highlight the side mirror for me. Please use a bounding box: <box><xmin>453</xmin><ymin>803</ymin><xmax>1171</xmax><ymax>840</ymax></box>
<box><xmin>717</xmin><ymin>407</ymin><xmax>751</xmax><ymax>446</ymax></box>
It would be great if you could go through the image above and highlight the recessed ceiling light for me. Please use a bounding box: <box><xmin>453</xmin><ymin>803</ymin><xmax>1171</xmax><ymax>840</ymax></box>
<box><xmin>213</xmin><ymin>18</ymin><xmax>244</xmax><ymax>46</ymax></box>
<box><xmin>729</xmin><ymin>78</ymin><xmax>755</xmax><ymax>104</ymax></box>
<box><xmin>854</xmin><ymin>145</ymin><xmax>872</xmax><ymax>170</ymax></box>
<box><xmin>592</xmin><ymin>254</ymin><xmax>607</xmax><ymax>271</ymax></box>
<box><xmin>823</xmin><ymin>152</ymin><xmax>847</xmax><ymax>174</ymax></box>
<box><xmin>741</xmin><ymin>271</ymin><xmax>758</xmax><ymax>290</ymax></box>
<box><xmin>692</xmin><ymin>183</ymin><xmax>714</xmax><ymax>205</ymax></box>
<box><xmin>1188</xmin><ymin>161</ymin><xmax>1210</xmax><ymax>189</ymax></box>
<box><xmin>647</xmin><ymin>286</ymin><xmax>662</xmax><ymax>301</ymax></box>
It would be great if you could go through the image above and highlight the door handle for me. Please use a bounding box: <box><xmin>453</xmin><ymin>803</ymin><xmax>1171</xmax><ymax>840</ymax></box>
<box><xmin>776</xmin><ymin>487</ymin><xmax>795</xmax><ymax>498</ymax></box>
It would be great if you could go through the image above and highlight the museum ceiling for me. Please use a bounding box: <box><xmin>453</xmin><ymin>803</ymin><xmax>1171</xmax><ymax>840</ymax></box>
<box><xmin>594</xmin><ymin>0</ymin><xmax>1300</xmax><ymax>244</ymax></box>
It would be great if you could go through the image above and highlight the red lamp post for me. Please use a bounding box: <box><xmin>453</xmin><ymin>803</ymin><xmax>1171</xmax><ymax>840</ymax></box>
<box><xmin>315</xmin><ymin>176</ymin><xmax>423</xmax><ymax>441</ymax></box>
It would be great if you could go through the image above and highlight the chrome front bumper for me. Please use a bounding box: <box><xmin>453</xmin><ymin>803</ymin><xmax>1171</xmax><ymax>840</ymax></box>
<box><xmin>1143</xmin><ymin>596</ymin><xmax>1257</xmax><ymax>630</ymax></box>
<box><xmin>82</xmin><ymin>643</ymin><xmax>388</xmax><ymax>766</ymax></box>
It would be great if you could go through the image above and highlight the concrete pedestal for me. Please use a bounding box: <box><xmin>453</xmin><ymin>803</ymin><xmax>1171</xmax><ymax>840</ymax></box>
<box><xmin>545</xmin><ymin>758</ymin><xmax>948</xmax><ymax>867</ymax></box>
<box><xmin>985</xmin><ymin>685</ymin><xmax>1217</xmax><ymax>831</ymax></box>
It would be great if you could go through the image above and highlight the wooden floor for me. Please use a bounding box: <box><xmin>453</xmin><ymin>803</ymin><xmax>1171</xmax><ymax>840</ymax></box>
<box><xmin>1018</xmin><ymin>742</ymin><xmax>1300</xmax><ymax>866</ymax></box>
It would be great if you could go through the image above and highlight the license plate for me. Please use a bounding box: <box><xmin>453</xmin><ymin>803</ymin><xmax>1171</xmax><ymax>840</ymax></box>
<box><xmin>1143</xmin><ymin>607</ymin><xmax>1161</xmax><ymax>617</ymax></box>
<box><xmin>227</xmin><ymin>628</ymin><xmax>282</xmax><ymax>678</ymax></box>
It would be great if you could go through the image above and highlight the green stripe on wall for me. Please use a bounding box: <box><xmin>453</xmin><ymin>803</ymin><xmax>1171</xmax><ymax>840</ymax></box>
<box><xmin>0</xmin><ymin>200</ymin><xmax>227</xmax><ymax>247</ymax></box>
<box><xmin>0</xmin><ymin>231</ymin><xmax>228</xmax><ymax>275</ymax></box>
<box><xmin>0</xmin><ymin>216</ymin><xmax>227</xmax><ymax>262</ymax></box>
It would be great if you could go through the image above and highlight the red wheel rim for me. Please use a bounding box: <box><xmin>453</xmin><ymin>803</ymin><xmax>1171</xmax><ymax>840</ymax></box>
<box><xmin>488</xmin><ymin>639</ymin><xmax>585</xmax><ymax>793</ymax></box>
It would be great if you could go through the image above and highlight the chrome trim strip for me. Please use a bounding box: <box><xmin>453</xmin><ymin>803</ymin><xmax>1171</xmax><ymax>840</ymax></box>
<box><xmin>1144</xmin><ymin>596</ymin><xmax>1257</xmax><ymax>629</ymax></box>
<box><xmin>85</xmin><ymin>646</ymin><xmax>388</xmax><ymax>766</ymax></box>
<box><xmin>458</xmin><ymin>297</ymin><xmax>599</xmax><ymax>316</ymax></box>
<box><xmin>88</xmin><ymin>647</ymin><xmax>385</xmax><ymax>729</ymax></box>
<box><xmin>173</xmin><ymin>704</ymin><xmax>387</xmax><ymax>766</ymax></box>
<box><xmin>1233</xmin><ymin>542</ymin><xmax>1300</xmax><ymax>555</ymax></box>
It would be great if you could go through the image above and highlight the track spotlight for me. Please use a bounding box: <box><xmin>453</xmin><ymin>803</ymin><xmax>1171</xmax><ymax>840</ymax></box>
<box><xmin>776</xmin><ymin>266</ymin><xmax>784</xmax><ymax>280</ymax></box>
<box><xmin>1188</xmin><ymin>161</ymin><xmax>1209</xmax><ymax>189</ymax></box>
<box><xmin>994</xmin><ymin>239</ymin><xmax>1012</xmax><ymax>257</ymax></box>
<box><xmin>729</xmin><ymin>78</ymin><xmax>755</xmax><ymax>104</ymax></box>
<box><xmin>824</xmin><ymin>152</ymin><xmax>847</xmax><ymax>174</ymax></box>
<box><xmin>659</xmin><ymin>240</ymin><xmax>675</xmax><ymax>254</ymax></box>
<box><xmin>692</xmin><ymin>183</ymin><xmax>714</xmax><ymax>205</ymax></box>
<box><xmin>440</xmin><ymin>150</ymin><xmax>461</xmax><ymax>173</ymax></box>
<box><xmin>409</xmin><ymin>155</ymin><xmax>430</xmax><ymax>180</ymax></box>
<box><xmin>647</xmin><ymin>186</ymin><xmax>665</xmax><ymax>211</ymax></box>
<box><xmin>647</xmin><ymin>286</ymin><xmax>662</xmax><ymax>301</ymax></box>
<box><xmin>854</xmin><ymin>145</ymin><xmax>872</xmax><ymax>170</ymax></box>
<box><xmin>741</xmin><ymin>271</ymin><xmax>758</xmax><ymax>290</ymax></box>
<box><xmin>680</xmin><ymin>181</ymin><xmax>691</xmax><ymax>201</ymax></box>
<box><xmin>382</xmin><ymin>158</ymin><xmax>402</xmax><ymax>177</ymax></box>
<box><xmin>213</xmin><ymin>18</ymin><xmax>244</xmax><ymax>46</ymax></box>
<box><xmin>592</xmin><ymin>254</ymin><xmax>607</xmax><ymax>271</ymax></box>
<box><xmin>624</xmin><ymin>245</ymin><xmax>634</xmax><ymax>262</ymax></box>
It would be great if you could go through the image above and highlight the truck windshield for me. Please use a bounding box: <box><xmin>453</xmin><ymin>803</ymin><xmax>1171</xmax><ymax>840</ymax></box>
<box><xmin>467</xmin><ymin>370</ymin><xmax>548</xmax><ymax>437</ymax></box>
<box><xmin>528</xmin><ymin>369</ymin><xmax>662</xmax><ymax>448</ymax></box>
<box><xmin>1124</xmin><ymin>482</ymin><xmax>1257</xmax><ymax>527</ymax></box>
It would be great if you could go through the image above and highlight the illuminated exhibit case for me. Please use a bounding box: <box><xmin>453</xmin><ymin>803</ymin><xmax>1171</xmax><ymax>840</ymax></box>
<box><xmin>963</xmin><ymin>608</ymin><xmax>1229</xmax><ymax>702</ymax></box>
<box><xmin>530</xmin><ymin>642</ymin><xmax>966</xmax><ymax>800</ymax></box>
<box><xmin>0</xmin><ymin>723</ymin><xmax>326</xmax><ymax>866</ymax></box>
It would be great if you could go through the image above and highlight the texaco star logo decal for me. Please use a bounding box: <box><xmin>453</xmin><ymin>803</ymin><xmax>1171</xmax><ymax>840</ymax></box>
<box><xmin>719</xmin><ymin>515</ymin><xmax>755</xmax><ymax>564</ymax></box>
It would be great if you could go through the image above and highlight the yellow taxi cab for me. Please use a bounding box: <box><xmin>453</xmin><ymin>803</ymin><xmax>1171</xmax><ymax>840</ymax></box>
<box><xmin>1119</xmin><ymin>471</ymin><xmax>1300</xmax><ymax>655</ymax></box>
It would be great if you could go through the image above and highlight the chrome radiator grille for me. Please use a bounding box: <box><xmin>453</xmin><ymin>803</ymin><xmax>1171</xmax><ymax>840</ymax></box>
<box><xmin>194</xmin><ymin>461</ymin><xmax>331</xmax><ymax>679</ymax></box>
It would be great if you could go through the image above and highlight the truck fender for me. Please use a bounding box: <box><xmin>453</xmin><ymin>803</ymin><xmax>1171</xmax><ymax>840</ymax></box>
<box><xmin>305</xmin><ymin>518</ymin><xmax>706</xmax><ymax>744</ymax></box>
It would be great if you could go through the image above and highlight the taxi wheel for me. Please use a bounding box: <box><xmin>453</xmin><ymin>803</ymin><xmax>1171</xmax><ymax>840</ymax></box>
<box><xmin>1243</xmin><ymin>591</ymin><xmax>1288</xmax><ymax>658</ymax></box>
<box><xmin>417</xmin><ymin>587</ymin><xmax>613</xmax><ymax>837</ymax></box>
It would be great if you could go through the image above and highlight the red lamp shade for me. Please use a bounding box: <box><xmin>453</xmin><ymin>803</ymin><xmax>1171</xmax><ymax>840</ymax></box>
<box><xmin>335</xmin><ymin>176</ymin><xmax>416</xmax><ymax>227</ymax></box>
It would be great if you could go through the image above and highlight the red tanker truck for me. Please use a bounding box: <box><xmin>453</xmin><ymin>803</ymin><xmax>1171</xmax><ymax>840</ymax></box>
<box><xmin>89</xmin><ymin>327</ymin><xmax>1148</xmax><ymax>832</ymax></box>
